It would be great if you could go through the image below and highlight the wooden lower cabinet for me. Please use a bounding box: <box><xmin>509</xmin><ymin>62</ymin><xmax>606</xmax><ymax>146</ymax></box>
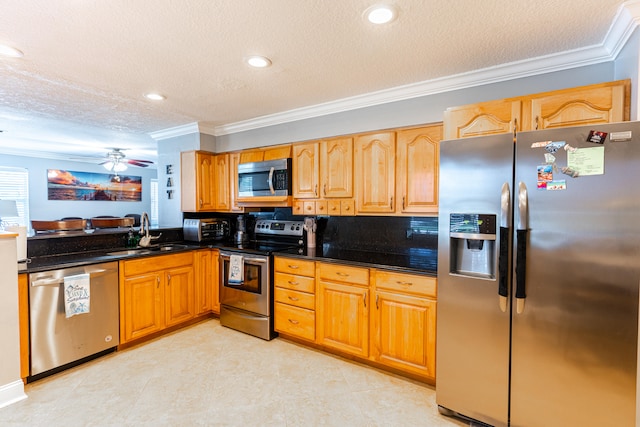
<box><xmin>314</xmin><ymin>262</ymin><xmax>437</xmax><ymax>382</ymax></box>
<box><xmin>119</xmin><ymin>252</ymin><xmax>195</xmax><ymax>344</ymax></box>
<box><xmin>371</xmin><ymin>270</ymin><xmax>437</xmax><ymax>380</ymax></box>
<box><xmin>316</xmin><ymin>263</ymin><xmax>370</xmax><ymax>358</ymax></box>
<box><xmin>164</xmin><ymin>265</ymin><xmax>195</xmax><ymax>327</ymax></box>
<box><xmin>274</xmin><ymin>257</ymin><xmax>316</xmax><ymax>341</ymax></box>
<box><xmin>195</xmin><ymin>248</ymin><xmax>220</xmax><ymax>315</ymax></box>
<box><xmin>18</xmin><ymin>273</ymin><xmax>29</xmax><ymax>380</ymax></box>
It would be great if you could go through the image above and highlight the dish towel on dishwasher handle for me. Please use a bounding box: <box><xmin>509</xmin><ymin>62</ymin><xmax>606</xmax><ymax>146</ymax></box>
<box><xmin>64</xmin><ymin>273</ymin><xmax>91</xmax><ymax>318</ymax></box>
<box><xmin>228</xmin><ymin>255</ymin><xmax>244</xmax><ymax>285</ymax></box>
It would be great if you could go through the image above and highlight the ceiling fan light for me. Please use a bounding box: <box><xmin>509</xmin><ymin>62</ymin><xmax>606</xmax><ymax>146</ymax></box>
<box><xmin>103</xmin><ymin>161</ymin><xmax>114</xmax><ymax>171</ymax></box>
<box><xmin>113</xmin><ymin>162</ymin><xmax>128</xmax><ymax>172</ymax></box>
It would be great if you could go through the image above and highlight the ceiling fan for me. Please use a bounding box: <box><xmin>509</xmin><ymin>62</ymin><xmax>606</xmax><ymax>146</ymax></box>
<box><xmin>101</xmin><ymin>148</ymin><xmax>153</xmax><ymax>173</ymax></box>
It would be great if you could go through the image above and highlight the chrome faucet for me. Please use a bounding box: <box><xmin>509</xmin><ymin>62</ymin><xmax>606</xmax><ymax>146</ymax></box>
<box><xmin>138</xmin><ymin>212</ymin><xmax>160</xmax><ymax>247</ymax></box>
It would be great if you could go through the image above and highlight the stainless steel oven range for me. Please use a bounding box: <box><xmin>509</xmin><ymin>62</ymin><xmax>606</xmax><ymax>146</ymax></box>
<box><xmin>219</xmin><ymin>219</ymin><xmax>304</xmax><ymax>340</ymax></box>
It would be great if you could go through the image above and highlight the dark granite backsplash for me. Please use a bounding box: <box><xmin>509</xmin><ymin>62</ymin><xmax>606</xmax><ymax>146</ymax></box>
<box><xmin>28</xmin><ymin>228</ymin><xmax>183</xmax><ymax>258</ymax></box>
<box><xmin>320</xmin><ymin>215</ymin><xmax>438</xmax><ymax>254</ymax></box>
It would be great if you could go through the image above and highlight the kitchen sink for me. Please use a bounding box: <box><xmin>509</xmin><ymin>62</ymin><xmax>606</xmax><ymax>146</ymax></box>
<box><xmin>106</xmin><ymin>249</ymin><xmax>154</xmax><ymax>256</ymax></box>
<box><xmin>106</xmin><ymin>244</ymin><xmax>191</xmax><ymax>257</ymax></box>
<box><xmin>157</xmin><ymin>244</ymin><xmax>190</xmax><ymax>251</ymax></box>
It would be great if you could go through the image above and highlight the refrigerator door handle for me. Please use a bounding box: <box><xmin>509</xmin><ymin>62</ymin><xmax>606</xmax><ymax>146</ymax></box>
<box><xmin>498</xmin><ymin>182</ymin><xmax>511</xmax><ymax>312</ymax></box>
<box><xmin>515</xmin><ymin>182</ymin><xmax>528</xmax><ymax>314</ymax></box>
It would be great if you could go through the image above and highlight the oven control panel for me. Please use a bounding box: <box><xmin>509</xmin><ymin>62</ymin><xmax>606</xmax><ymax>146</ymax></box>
<box><xmin>254</xmin><ymin>220</ymin><xmax>304</xmax><ymax>237</ymax></box>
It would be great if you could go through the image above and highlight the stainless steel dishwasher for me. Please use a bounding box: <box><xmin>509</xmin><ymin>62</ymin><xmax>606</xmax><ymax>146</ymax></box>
<box><xmin>29</xmin><ymin>261</ymin><xmax>120</xmax><ymax>378</ymax></box>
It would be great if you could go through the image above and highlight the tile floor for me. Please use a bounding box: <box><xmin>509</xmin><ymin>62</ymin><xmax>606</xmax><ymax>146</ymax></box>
<box><xmin>0</xmin><ymin>319</ymin><xmax>468</xmax><ymax>426</ymax></box>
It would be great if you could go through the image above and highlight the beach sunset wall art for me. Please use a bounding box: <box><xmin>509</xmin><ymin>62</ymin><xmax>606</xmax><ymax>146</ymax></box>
<box><xmin>47</xmin><ymin>169</ymin><xmax>142</xmax><ymax>201</ymax></box>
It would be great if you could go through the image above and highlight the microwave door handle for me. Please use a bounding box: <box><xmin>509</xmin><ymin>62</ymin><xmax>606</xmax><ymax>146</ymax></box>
<box><xmin>268</xmin><ymin>167</ymin><xmax>275</xmax><ymax>194</ymax></box>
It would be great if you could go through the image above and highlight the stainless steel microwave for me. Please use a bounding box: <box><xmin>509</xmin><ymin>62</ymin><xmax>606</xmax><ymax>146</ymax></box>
<box><xmin>237</xmin><ymin>158</ymin><xmax>291</xmax><ymax>198</ymax></box>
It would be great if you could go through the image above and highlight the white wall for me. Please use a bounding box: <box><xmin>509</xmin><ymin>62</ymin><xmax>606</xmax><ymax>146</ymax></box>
<box><xmin>215</xmin><ymin>62</ymin><xmax>616</xmax><ymax>152</ymax></box>
<box><xmin>155</xmin><ymin>132</ymin><xmax>215</xmax><ymax>228</ymax></box>
<box><xmin>0</xmin><ymin>233</ymin><xmax>26</xmax><ymax>408</ymax></box>
<box><xmin>615</xmin><ymin>27</ymin><xmax>640</xmax><ymax>120</ymax></box>
<box><xmin>0</xmin><ymin>154</ymin><xmax>156</xmax><ymax>227</ymax></box>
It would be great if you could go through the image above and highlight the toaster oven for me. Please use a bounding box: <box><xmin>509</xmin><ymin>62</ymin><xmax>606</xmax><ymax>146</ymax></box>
<box><xmin>183</xmin><ymin>218</ymin><xmax>230</xmax><ymax>242</ymax></box>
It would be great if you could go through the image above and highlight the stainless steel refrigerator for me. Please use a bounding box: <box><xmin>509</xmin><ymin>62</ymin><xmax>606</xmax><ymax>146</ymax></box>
<box><xmin>436</xmin><ymin>122</ymin><xmax>640</xmax><ymax>426</ymax></box>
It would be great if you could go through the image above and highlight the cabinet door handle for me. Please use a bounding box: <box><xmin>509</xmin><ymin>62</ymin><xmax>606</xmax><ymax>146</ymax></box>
<box><xmin>375</xmin><ymin>294</ymin><xmax>379</xmax><ymax>309</ymax></box>
<box><xmin>157</xmin><ymin>276</ymin><xmax>160</xmax><ymax>288</ymax></box>
<box><xmin>323</xmin><ymin>184</ymin><xmax>327</xmax><ymax>196</ymax></box>
<box><xmin>336</xmin><ymin>272</ymin><xmax>349</xmax><ymax>277</ymax></box>
<box><xmin>288</xmin><ymin>296</ymin><xmax>299</xmax><ymax>301</ymax></box>
<box><xmin>363</xmin><ymin>291</ymin><xmax>367</xmax><ymax>308</ymax></box>
<box><xmin>402</xmin><ymin>196</ymin><xmax>405</xmax><ymax>210</ymax></box>
<box><xmin>390</xmin><ymin>197</ymin><xmax>393</xmax><ymax>209</ymax></box>
<box><xmin>167</xmin><ymin>274</ymin><xmax>171</xmax><ymax>284</ymax></box>
<box><xmin>288</xmin><ymin>280</ymin><xmax>299</xmax><ymax>286</ymax></box>
<box><xmin>535</xmin><ymin>116</ymin><xmax>539</xmax><ymax>130</ymax></box>
<box><xmin>288</xmin><ymin>318</ymin><xmax>299</xmax><ymax>325</ymax></box>
<box><xmin>199</xmin><ymin>199</ymin><xmax>203</xmax><ymax>208</ymax></box>
<box><xmin>314</xmin><ymin>184</ymin><xmax>318</xmax><ymax>196</ymax></box>
<box><xmin>288</xmin><ymin>265</ymin><xmax>299</xmax><ymax>269</ymax></box>
<box><xmin>396</xmin><ymin>281</ymin><xmax>413</xmax><ymax>286</ymax></box>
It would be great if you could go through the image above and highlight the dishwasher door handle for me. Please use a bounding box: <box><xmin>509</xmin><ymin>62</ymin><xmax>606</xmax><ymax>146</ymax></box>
<box><xmin>31</xmin><ymin>277</ymin><xmax>65</xmax><ymax>287</ymax></box>
<box><xmin>31</xmin><ymin>268</ymin><xmax>114</xmax><ymax>287</ymax></box>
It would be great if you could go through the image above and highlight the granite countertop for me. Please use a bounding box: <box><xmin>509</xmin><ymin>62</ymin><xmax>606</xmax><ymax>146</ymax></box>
<box><xmin>20</xmin><ymin>243</ymin><xmax>202</xmax><ymax>274</ymax></box>
<box><xmin>276</xmin><ymin>246</ymin><xmax>437</xmax><ymax>276</ymax></box>
<box><xmin>20</xmin><ymin>241</ymin><xmax>437</xmax><ymax>276</ymax></box>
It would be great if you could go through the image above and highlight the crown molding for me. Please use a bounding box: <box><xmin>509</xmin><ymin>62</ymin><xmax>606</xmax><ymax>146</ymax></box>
<box><xmin>151</xmin><ymin>1</ymin><xmax>640</xmax><ymax>139</ymax></box>
<box><xmin>148</xmin><ymin>122</ymin><xmax>219</xmax><ymax>140</ymax></box>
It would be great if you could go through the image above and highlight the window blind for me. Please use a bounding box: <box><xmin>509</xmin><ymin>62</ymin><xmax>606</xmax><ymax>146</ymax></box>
<box><xmin>150</xmin><ymin>179</ymin><xmax>158</xmax><ymax>227</ymax></box>
<box><xmin>0</xmin><ymin>166</ymin><xmax>29</xmax><ymax>226</ymax></box>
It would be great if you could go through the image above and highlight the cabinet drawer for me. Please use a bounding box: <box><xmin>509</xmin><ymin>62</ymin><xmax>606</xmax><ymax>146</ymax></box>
<box><xmin>375</xmin><ymin>270</ymin><xmax>436</xmax><ymax>298</ymax></box>
<box><xmin>318</xmin><ymin>263</ymin><xmax>369</xmax><ymax>286</ymax></box>
<box><xmin>275</xmin><ymin>257</ymin><xmax>315</xmax><ymax>277</ymax></box>
<box><xmin>275</xmin><ymin>287</ymin><xmax>315</xmax><ymax>310</ymax></box>
<box><xmin>122</xmin><ymin>252</ymin><xmax>194</xmax><ymax>276</ymax></box>
<box><xmin>274</xmin><ymin>272</ymin><xmax>315</xmax><ymax>293</ymax></box>
<box><xmin>275</xmin><ymin>302</ymin><xmax>315</xmax><ymax>341</ymax></box>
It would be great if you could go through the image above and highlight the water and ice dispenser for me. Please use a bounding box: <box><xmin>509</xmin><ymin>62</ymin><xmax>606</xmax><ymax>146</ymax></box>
<box><xmin>449</xmin><ymin>213</ymin><xmax>496</xmax><ymax>279</ymax></box>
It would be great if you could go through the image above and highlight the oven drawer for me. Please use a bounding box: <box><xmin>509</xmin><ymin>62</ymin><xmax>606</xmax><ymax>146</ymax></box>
<box><xmin>275</xmin><ymin>302</ymin><xmax>315</xmax><ymax>341</ymax></box>
<box><xmin>274</xmin><ymin>257</ymin><xmax>315</xmax><ymax>277</ymax></box>
<box><xmin>274</xmin><ymin>272</ymin><xmax>315</xmax><ymax>293</ymax></box>
<box><xmin>275</xmin><ymin>287</ymin><xmax>315</xmax><ymax>310</ymax></box>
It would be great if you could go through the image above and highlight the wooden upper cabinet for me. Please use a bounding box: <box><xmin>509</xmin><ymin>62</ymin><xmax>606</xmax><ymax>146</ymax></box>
<box><xmin>396</xmin><ymin>125</ymin><xmax>441</xmax><ymax>214</ymax></box>
<box><xmin>239</xmin><ymin>144</ymin><xmax>292</xmax><ymax>163</ymax></box>
<box><xmin>444</xmin><ymin>98</ymin><xmax>522</xmax><ymax>140</ymax></box>
<box><xmin>443</xmin><ymin>80</ymin><xmax>630</xmax><ymax>139</ymax></box>
<box><xmin>355</xmin><ymin>132</ymin><xmax>396</xmax><ymax>214</ymax></box>
<box><xmin>214</xmin><ymin>153</ymin><xmax>230</xmax><ymax>211</ymax></box>
<box><xmin>526</xmin><ymin>80</ymin><xmax>630</xmax><ymax>130</ymax></box>
<box><xmin>181</xmin><ymin>151</ymin><xmax>215</xmax><ymax>212</ymax></box>
<box><xmin>292</xmin><ymin>142</ymin><xmax>319</xmax><ymax>199</ymax></box>
<box><xmin>320</xmin><ymin>136</ymin><xmax>353</xmax><ymax>198</ymax></box>
<box><xmin>228</xmin><ymin>152</ymin><xmax>244</xmax><ymax>212</ymax></box>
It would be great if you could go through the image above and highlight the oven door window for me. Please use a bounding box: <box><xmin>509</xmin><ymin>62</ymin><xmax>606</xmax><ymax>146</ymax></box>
<box><xmin>222</xmin><ymin>258</ymin><xmax>263</xmax><ymax>294</ymax></box>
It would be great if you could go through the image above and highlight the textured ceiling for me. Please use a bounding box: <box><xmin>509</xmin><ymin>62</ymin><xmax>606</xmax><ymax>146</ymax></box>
<box><xmin>0</xmin><ymin>0</ymin><xmax>629</xmax><ymax>165</ymax></box>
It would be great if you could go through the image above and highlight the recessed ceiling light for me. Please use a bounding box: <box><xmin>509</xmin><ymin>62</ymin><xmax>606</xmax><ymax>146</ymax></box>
<box><xmin>0</xmin><ymin>44</ymin><xmax>24</xmax><ymax>58</ymax></box>
<box><xmin>144</xmin><ymin>93</ymin><xmax>166</xmax><ymax>101</ymax></box>
<box><xmin>246</xmin><ymin>56</ymin><xmax>272</xmax><ymax>68</ymax></box>
<box><xmin>364</xmin><ymin>4</ymin><xmax>398</xmax><ymax>24</ymax></box>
